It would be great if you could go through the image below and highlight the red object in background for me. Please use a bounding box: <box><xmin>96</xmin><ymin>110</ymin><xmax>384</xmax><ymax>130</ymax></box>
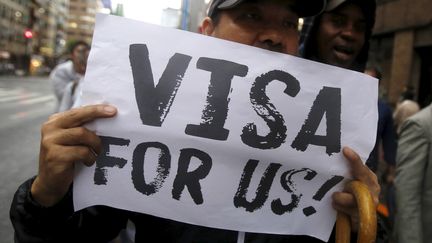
<box><xmin>377</xmin><ymin>203</ymin><xmax>389</xmax><ymax>218</ymax></box>
<box><xmin>24</xmin><ymin>29</ymin><xmax>33</xmax><ymax>39</ymax></box>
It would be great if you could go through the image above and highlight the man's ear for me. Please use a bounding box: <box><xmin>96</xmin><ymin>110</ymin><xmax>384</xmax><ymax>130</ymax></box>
<box><xmin>201</xmin><ymin>17</ymin><xmax>215</xmax><ymax>36</ymax></box>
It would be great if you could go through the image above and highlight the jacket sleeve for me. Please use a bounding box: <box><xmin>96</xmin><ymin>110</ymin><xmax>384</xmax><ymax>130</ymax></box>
<box><xmin>50</xmin><ymin>62</ymin><xmax>71</xmax><ymax>101</ymax></box>
<box><xmin>10</xmin><ymin>177</ymin><xmax>128</xmax><ymax>243</ymax></box>
<box><xmin>395</xmin><ymin>119</ymin><xmax>428</xmax><ymax>243</ymax></box>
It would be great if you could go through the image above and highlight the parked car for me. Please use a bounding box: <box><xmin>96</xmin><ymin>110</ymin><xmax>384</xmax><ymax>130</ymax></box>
<box><xmin>0</xmin><ymin>63</ymin><xmax>15</xmax><ymax>75</ymax></box>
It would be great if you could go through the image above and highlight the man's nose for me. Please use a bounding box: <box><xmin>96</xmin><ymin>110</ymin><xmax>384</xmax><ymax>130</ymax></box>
<box><xmin>256</xmin><ymin>28</ymin><xmax>284</xmax><ymax>53</ymax></box>
<box><xmin>340</xmin><ymin>23</ymin><xmax>357</xmax><ymax>41</ymax></box>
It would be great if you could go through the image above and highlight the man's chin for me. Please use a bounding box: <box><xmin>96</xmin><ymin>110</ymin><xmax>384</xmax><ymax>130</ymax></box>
<box><xmin>328</xmin><ymin>57</ymin><xmax>353</xmax><ymax>69</ymax></box>
<box><xmin>331</xmin><ymin>53</ymin><xmax>355</xmax><ymax>69</ymax></box>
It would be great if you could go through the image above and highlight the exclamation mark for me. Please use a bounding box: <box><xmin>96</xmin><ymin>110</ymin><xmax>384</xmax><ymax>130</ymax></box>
<box><xmin>303</xmin><ymin>175</ymin><xmax>344</xmax><ymax>216</ymax></box>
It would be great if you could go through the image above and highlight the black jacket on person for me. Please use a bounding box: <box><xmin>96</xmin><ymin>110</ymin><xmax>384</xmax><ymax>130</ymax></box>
<box><xmin>10</xmin><ymin>177</ymin><xmax>349</xmax><ymax>243</ymax></box>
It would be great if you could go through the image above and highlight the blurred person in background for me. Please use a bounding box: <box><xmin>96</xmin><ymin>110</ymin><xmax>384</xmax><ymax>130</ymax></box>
<box><xmin>395</xmin><ymin>103</ymin><xmax>432</xmax><ymax>243</ymax></box>
<box><xmin>49</xmin><ymin>40</ymin><xmax>90</xmax><ymax>111</ymax></box>
<box><xmin>393</xmin><ymin>84</ymin><xmax>420</xmax><ymax>135</ymax></box>
<box><xmin>57</xmin><ymin>46</ymin><xmax>90</xmax><ymax>112</ymax></box>
<box><xmin>393</xmin><ymin>100</ymin><xmax>420</xmax><ymax>136</ymax></box>
<box><xmin>398</xmin><ymin>84</ymin><xmax>416</xmax><ymax>101</ymax></box>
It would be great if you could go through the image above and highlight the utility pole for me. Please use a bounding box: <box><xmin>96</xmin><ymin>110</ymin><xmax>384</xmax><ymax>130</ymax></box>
<box><xmin>180</xmin><ymin>0</ymin><xmax>190</xmax><ymax>30</ymax></box>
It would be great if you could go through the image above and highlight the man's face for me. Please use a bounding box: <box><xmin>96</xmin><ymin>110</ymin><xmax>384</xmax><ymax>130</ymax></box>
<box><xmin>201</xmin><ymin>0</ymin><xmax>300</xmax><ymax>55</ymax></box>
<box><xmin>315</xmin><ymin>3</ymin><xmax>366</xmax><ymax>68</ymax></box>
<box><xmin>72</xmin><ymin>44</ymin><xmax>90</xmax><ymax>75</ymax></box>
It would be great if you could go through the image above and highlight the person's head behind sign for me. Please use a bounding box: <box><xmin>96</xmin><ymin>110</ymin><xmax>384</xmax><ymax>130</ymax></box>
<box><xmin>69</xmin><ymin>40</ymin><xmax>91</xmax><ymax>75</ymax></box>
<box><xmin>201</xmin><ymin>0</ymin><xmax>326</xmax><ymax>56</ymax></box>
<box><xmin>301</xmin><ymin>0</ymin><xmax>376</xmax><ymax>71</ymax></box>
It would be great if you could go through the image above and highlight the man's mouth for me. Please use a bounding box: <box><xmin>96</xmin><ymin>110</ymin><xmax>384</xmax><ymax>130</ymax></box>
<box><xmin>333</xmin><ymin>45</ymin><xmax>355</xmax><ymax>60</ymax></box>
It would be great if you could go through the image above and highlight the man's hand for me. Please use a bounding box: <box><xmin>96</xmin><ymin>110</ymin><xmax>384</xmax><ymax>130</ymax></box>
<box><xmin>31</xmin><ymin>105</ymin><xmax>117</xmax><ymax>207</ymax></box>
<box><xmin>332</xmin><ymin>147</ymin><xmax>380</xmax><ymax>231</ymax></box>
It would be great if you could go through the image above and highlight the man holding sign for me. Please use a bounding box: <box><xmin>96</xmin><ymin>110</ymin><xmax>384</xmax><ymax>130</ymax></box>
<box><xmin>10</xmin><ymin>0</ymin><xmax>379</xmax><ymax>242</ymax></box>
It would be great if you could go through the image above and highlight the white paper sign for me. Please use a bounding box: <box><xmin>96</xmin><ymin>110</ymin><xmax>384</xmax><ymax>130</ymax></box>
<box><xmin>74</xmin><ymin>14</ymin><xmax>378</xmax><ymax>241</ymax></box>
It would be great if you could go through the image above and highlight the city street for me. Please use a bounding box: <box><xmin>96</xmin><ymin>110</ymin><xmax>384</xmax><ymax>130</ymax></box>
<box><xmin>0</xmin><ymin>75</ymin><xmax>55</xmax><ymax>242</ymax></box>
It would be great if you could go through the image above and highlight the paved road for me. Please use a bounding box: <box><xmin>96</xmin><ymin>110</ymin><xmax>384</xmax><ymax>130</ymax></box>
<box><xmin>0</xmin><ymin>75</ymin><xmax>56</xmax><ymax>242</ymax></box>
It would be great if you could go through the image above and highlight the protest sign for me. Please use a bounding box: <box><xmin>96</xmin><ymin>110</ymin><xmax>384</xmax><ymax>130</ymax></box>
<box><xmin>74</xmin><ymin>13</ymin><xmax>378</xmax><ymax>241</ymax></box>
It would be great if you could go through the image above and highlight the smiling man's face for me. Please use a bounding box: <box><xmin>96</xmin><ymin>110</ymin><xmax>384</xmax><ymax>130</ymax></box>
<box><xmin>315</xmin><ymin>2</ymin><xmax>366</xmax><ymax>69</ymax></box>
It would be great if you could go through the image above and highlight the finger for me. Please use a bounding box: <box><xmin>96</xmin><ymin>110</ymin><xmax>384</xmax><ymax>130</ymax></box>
<box><xmin>42</xmin><ymin>144</ymin><xmax>97</xmax><ymax>171</ymax></box>
<box><xmin>332</xmin><ymin>192</ymin><xmax>359</xmax><ymax>230</ymax></box>
<box><xmin>342</xmin><ymin>147</ymin><xmax>380</xmax><ymax>206</ymax></box>
<box><xmin>333</xmin><ymin>194</ymin><xmax>360</xmax><ymax>232</ymax></box>
<box><xmin>332</xmin><ymin>191</ymin><xmax>356</xmax><ymax>211</ymax></box>
<box><xmin>342</xmin><ymin>147</ymin><xmax>368</xmax><ymax>179</ymax></box>
<box><xmin>53</xmin><ymin>127</ymin><xmax>103</xmax><ymax>155</ymax></box>
<box><xmin>57</xmin><ymin>146</ymin><xmax>98</xmax><ymax>166</ymax></box>
<box><xmin>54</xmin><ymin>104</ymin><xmax>117</xmax><ymax>128</ymax></box>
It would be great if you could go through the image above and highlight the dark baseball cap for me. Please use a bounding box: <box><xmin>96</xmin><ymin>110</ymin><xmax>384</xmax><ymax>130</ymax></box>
<box><xmin>207</xmin><ymin>0</ymin><xmax>327</xmax><ymax>18</ymax></box>
<box><xmin>325</xmin><ymin>0</ymin><xmax>376</xmax><ymax>29</ymax></box>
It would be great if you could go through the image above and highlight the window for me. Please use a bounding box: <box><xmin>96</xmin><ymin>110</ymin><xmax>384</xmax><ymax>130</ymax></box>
<box><xmin>0</xmin><ymin>5</ymin><xmax>7</xmax><ymax>19</ymax></box>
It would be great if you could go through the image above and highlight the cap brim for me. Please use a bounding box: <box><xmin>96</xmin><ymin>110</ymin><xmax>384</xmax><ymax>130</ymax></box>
<box><xmin>212</xmin><ymin>0</ymin><xmax>326</xmax><ymax>18</ymax></box>
<box><xmin>325</xmin><ymin>0</ymin><xmax>346</xmax><ymax>11</ymax></box>
<box><xmin>218</xmin><ymin>0</ymin><xmax>244</xmax><ymax>9</ymax></box>
<box><xmin>294</xmin><ymin>0</ymin><xmax>327</xmax><ymax>17</ymax></box>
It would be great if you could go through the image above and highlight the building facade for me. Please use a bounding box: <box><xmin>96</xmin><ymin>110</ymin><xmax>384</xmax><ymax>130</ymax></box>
<box><xmin>0</xmin><ymin>0</ymin><xmax>31</xmax><ymax>73</ymax></box>
<box><xmin>32</xmin><ymin>0</ymin><xmax>68</xmax><ymax>68</ymax></box>
<box><xmin>67</xmin><ymin>0</ymin><xmax>102</xmax><ymax>45</ymax></box>
<box><xmin>369</xmin><ymin>0</ymin><xmax>432</xmax><ymax>107</ymax></box>
<box><xmin>0</xmin><ymin>0</ymin><xmax>68</xmax><ymax>74</ymax></box>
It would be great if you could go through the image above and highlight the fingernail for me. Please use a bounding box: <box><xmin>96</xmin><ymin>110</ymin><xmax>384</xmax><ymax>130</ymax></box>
<box><xmin>343</xmin><ymin>146</ymin><xmax>353</xmax><ymax>155</ymax></box>
<box><xmin>103</xmin><ymin>105</ymin><xmax>117</xmax><ymax>114</ymax></box>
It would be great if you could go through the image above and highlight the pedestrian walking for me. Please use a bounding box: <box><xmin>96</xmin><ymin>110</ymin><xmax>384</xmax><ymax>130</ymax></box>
<box><xmin>49</xmin><ymin>41</ymin><xmax>90</xmax><ymax>111</ymax></box>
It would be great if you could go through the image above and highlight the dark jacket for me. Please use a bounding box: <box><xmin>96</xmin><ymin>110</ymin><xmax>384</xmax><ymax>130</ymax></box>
<box><xmin>10</xmin><ymin>177</ymin><xmax>347</xmax><ymax>243</ymax></box>
<box><xmin>366</xmin><ymin>99</ymin><xmax>397</xmax><ymax>171</ymax></box>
